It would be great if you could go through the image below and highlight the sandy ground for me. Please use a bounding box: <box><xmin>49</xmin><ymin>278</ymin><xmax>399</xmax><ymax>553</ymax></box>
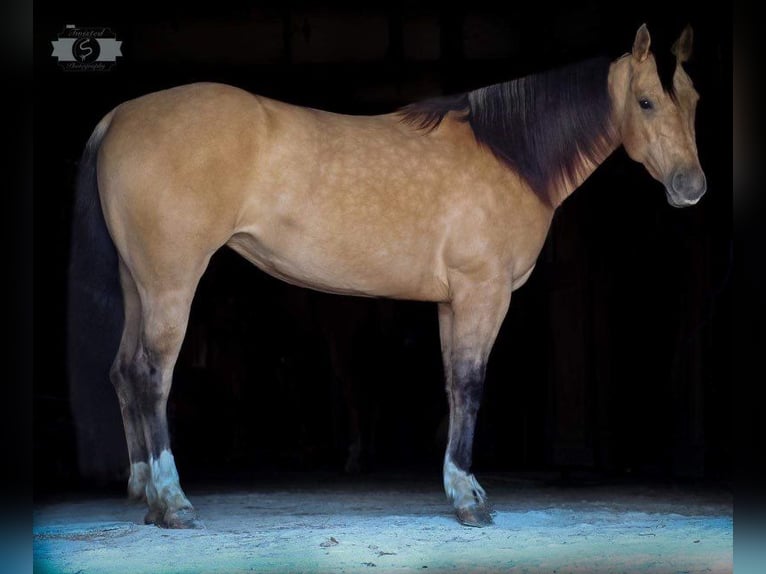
<box><xmin>33</xmin><ymin>473</ymin><xmax>732</xmax><ymax>574</ymax></box>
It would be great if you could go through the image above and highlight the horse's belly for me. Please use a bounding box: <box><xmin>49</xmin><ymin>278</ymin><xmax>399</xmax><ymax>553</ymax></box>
<box><xmin>226</xmin><ymin>230</ymin><xmax>449</xmax><ymax>302</ymax></box>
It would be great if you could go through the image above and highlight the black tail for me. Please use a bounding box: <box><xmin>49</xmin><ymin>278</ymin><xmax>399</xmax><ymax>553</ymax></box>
<box><xmin>67</xmin><ymin>116</ymin><xmax>128</xmax><ymax>482</ymax></box>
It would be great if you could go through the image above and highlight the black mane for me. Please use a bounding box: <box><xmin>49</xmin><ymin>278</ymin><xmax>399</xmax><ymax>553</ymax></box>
<box><xmin>399</xmin><ymin>57</ymin><xmax>616</xmax><ymax>205</ymax></box>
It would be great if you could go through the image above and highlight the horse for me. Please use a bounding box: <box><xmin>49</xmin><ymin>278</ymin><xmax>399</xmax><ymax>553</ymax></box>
<box><xmin>68</xmin><ymin>23</ymin><xmax>706</xmax><ymax>528</ymax></box>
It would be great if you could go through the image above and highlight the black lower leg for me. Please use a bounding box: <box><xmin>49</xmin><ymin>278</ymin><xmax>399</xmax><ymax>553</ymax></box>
<box><xmin>447</xmin><ymin>361</ymin><xmax>487</xmax><ymax>472</ymax></box>
<box><xmin>130</xmin><ymin>355</ymin><xmax>171</xmax><ymax>460</ymax></box>
<box><xmin>112</xmin><ymin>361</ymin><xmax>150</xmax><ymax>463</ymax></box>
<box><xmin>445</xmin><ymin>360</ymin><xmax>493</xmax><ymax>526</ymax></box>
<box><xmin>130</xmin><ymin>348</ymin><xmax>197</xmax><ymax>528</ymax></box>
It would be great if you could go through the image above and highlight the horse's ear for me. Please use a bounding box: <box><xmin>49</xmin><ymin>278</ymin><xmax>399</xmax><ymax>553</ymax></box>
<box><xmin>672</xmin><ymin>25</ymin><xmax>693</xmax><ymax>63</ymax></box>
<box><xmin>632</xmin><ymin>23</ymin><xmax>651</xmax><ymax>63</ymax></box>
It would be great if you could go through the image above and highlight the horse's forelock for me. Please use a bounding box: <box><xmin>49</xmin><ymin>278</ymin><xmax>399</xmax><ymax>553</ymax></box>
<box><xmin>653</xmin><ymin>47</ymin><xmax>680</xmax><ymax>100</ymax></box>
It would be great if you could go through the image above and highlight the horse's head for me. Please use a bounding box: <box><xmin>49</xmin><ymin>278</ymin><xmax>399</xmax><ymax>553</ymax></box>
<box><xmin>616</xmin><ymin>24</ymin><xmax>706</xmax><ymax>208</ymax></box>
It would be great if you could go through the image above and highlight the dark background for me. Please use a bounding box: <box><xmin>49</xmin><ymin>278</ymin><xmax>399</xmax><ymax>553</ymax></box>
<box><xmin>33</xmin><ymin>1</ymin><xmax>732</xmax><ymax>496</ymax></box>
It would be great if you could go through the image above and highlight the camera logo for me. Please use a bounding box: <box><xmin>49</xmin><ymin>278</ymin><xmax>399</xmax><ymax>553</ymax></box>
<box><xmin>51</xmin><ymin>25</ymin><xmax>122</xmax><ymax>71</ymax></box>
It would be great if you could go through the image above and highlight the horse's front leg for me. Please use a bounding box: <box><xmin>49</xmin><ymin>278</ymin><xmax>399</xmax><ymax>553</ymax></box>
<box><xmin>439</xmin><ymin>279</ymin><xmax>511</xmax><ymax>527</ymax></box>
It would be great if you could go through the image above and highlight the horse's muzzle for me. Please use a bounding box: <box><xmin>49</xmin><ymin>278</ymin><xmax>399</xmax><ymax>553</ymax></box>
<box><xmin>667</xmin><ymin>167</ymin><xmax>707</xmax><ymax>207</ymax></box>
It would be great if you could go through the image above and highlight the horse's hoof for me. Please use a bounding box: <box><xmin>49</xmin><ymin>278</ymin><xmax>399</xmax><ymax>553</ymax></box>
<box><xmin>160</xmin><ymin>507</ymin><xmax>201</xmax><ymax>529</ymax></box>
<box><xmin>144</xmin><ymin>508</ymin><xmax>162</xmax><ymax>525</ymax></box>
<box><xmin>456</xmin><ymin>504</ymin><xmax>494</xmax><ymax>527</ymax></box>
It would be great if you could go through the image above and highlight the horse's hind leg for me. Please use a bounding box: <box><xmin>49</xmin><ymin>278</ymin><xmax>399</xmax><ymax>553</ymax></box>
<box><xmin>110</xmin><ymin>260</ymin><xmax>150</xmax><ymax>502</ymax></box>
<box><xmin>439</xmin><ymin>279</ymin><xmax>511</xmax><ymax>527</ymax></box>
<box><xmin>112</xmin><ymin>261</ymin><xmax>205</xmax><ymax>528</ymax></box>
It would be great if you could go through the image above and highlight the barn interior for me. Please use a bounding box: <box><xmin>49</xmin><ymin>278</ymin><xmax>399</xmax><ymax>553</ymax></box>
<box><xmin>31</xmin><ymin>1</ymin><xmax>735</xmax><ymax>572</ymax></box>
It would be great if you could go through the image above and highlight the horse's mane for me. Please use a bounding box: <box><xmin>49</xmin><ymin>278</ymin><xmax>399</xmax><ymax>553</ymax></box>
<box><xmin>398</xmin><ymin>57</ymin><xmax>617</xmax><ymax>205</ymax></box>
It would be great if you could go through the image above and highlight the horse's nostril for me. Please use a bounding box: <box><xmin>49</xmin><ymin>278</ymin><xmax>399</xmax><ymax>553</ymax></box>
<box><xmin>672</xmin><ymin>170</ymin><xmax>688</xmax><ymax>193</ymax></box>
<box><xmin>672</xmin><ymin>168</ymin><xmax>706</xmax><ymax>196</ymax></box>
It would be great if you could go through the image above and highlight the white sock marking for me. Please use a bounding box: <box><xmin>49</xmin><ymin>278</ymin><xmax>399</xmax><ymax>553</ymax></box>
<box><xmin>128</xmin><ymin>461</ymin><xmax>150</xmax><ymax>499</ymax></box>
<box><xmin>149</xmin><ymin>450</ymin><xmax>191</xmax><ymax>511</ymax></box>
<box><xmin>443</xmin><ymin>456</ymin><xmax>487</xmax><ymax>509</ymax></box>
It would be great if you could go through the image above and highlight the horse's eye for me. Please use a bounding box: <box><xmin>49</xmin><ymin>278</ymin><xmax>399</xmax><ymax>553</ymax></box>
<box><xmin>639</xmin><ymin>98</ymin><xmax>653</xmax><ymax>110</ymax></box>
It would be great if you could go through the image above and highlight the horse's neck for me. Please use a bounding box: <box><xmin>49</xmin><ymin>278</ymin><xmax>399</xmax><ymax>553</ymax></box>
<box><xmin>549</xmin><ymin>57</ymin><xmax>628</xmax><ymax>208</ymax></box>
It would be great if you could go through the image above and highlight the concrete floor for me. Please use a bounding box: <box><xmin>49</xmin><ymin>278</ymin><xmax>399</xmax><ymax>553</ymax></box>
<box><xmin>33</xmin><ymin>473</ymin><xmax>732</xmax><ymax>574</ymax></box>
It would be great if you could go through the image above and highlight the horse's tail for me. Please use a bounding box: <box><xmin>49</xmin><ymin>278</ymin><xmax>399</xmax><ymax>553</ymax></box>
<box><xmin>67</xmin><ymin>111</ymin><xmax>128</xmax><ymax>482</ymax></box>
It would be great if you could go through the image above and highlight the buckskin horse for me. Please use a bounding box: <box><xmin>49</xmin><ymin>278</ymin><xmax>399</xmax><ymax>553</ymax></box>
<box><xmin>68</xmin><ymin>24</ymin><xmax>706</xmax><ymax>528</ymax></box>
